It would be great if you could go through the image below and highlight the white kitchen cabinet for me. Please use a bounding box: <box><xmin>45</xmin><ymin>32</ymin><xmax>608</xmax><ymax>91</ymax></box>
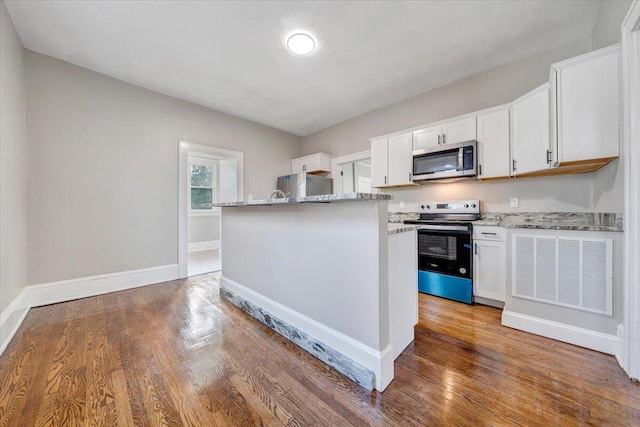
<box><xmin>412</xmin><ymin>117</ymin><xmax>477</xmax><ymax>151</ymax></box>
<box><xmin>476</xmin><ymin>106</ymin><xmax>510</xmax><ymax>179</ymax></box>
<box><xmin>441</xmin><ymin>116</ymin><xmax>477</xmax><ymax>145</ymax></box>
<box><xmin>371</xmin><ymin>133</ymin><xmax>415</xmax><ymax>188</ymax></box>
<box><xmin>291</xmin><ymin>152</ymin><xmax>331</xmax><ymax>174</ymax></box>
<box><xmin>510</xmin><ymin>83</ymin><xmax>552</xmax><ymax>176</ymax></box>
<box><xmin>473</xmin><ymin>226</ymin><xmax>507</xmax><ymax>302</ymax></box>
<box><xmin>371</xmin><ymin>137</ymin><xmax>389</xmax><ymax>187</ymax></box>
<box><xmin>388</xmin><ymin>133</ymin><xmax>413</xmax><ymax>186</ymax></box>
<box><xmin>412</xmin><ymin>125</ymin><xmax>441</xmax><ymax>151</ymax></box>
<box><xmin>551</xmin><ymin>45</ymin><xmax>619</xmax><ymax>168</ymax></box>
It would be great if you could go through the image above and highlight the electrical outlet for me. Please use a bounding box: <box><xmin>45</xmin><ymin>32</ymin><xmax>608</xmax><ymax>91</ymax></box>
<box><xmin>399</xmin><ymin>201</ymin><xmax>405</xmax><ymax>209</ymax></box>
<box><xmin>248</xmin><ymin>194</ymin><xmax>253</xmax><ymax>201</ymax></box>
<box><xmin>510</xmin><ymin>197</ymin><xmax>519</xmax><ymax>208</ymax></box>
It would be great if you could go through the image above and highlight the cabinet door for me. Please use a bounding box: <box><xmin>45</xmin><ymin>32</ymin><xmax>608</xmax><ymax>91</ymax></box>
<box><xmin>477</xmin><ymin>108</ymin><xmax>510</xmax><ymax>179</ymax></box>
<box><xmin>556</xmin><ymin>49</ymin><xmax>619</xmax><ymax>163</ymax></box>
<box><xmin>304</xmin><ymin>153</ymin><xmax>332</xmax><ymax>174</ymax></box>
<box><xmin>442</xmin><ymin>116</ymin><xmax>476</xmax><ymax>145</ymax></box>
<box><xmin>371</xmin><ymin>137</ymin><xmax>389</xmax><ymax>187</ymax></box>
<box><xmin>473</xmin><ymin>240</ymin><xmax>507</xmax><ymax>302</ymax></box>
<box><xmin>291</xmin><ymin>157</ymin><xmax>305</xmax><ymax>174</ymax></box>
<box><xmin>388</xmin><ymin>132</ymin><xmax>413</xmax><ymax>186</ymax></box>
<box><xmin>511</xmin><ymin>84</ymin><xmax>552</xmax><ymax>175</ymax></box>
<box><xmin>412</xmin><ymin>125</ymin><xmax>442</xmax><ymax>151</ymax></box>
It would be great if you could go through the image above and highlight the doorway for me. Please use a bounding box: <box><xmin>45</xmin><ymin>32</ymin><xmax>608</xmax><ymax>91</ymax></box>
<box><xmin>331</xmin><ymin>150</ymin><xmax>374</xmax><ymax>194</ymax></box>
<box><xmin>178</xmin><ymin>141</ymin><xmax>244</xmax><ymax>279</ymax></box>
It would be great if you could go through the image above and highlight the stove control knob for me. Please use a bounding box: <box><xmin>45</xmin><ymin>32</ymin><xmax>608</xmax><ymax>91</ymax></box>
<box><xmin>464</xmin><ymin>204</ymin><xmax>469</xmax><ymax>208</ymax></box>
<box><xmin>420</xmin><ymin>204</ymin><xmax>425</xmax><ymax>210</ymax></box>
<box><xmin>471</xmin><ymin>203</ymin><xmax>477</xmax><ymax>208</ymax></box>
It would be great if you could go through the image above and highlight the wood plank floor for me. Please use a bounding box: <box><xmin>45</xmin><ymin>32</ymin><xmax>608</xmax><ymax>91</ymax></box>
<box><xmin>1</xmin><ymin>273</ymin><xmax>639</xmax><ymax>426</ymax></box>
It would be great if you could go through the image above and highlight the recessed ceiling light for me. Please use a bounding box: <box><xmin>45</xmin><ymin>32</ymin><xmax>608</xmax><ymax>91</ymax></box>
<box><xmin>287</xmin><ymin>33</ymin><xmax>315</xmax><ymax>55</ymax></box>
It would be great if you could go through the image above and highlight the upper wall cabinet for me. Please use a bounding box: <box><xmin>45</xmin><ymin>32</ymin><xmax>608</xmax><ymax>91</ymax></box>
<box><xmin>412</xmin><ymin>117</ymin><xmax>476</xmax><ymax>151</ymax></box>
<box><xmin>292</xmin><ymin>153</ymin><xmax>331</xmax><ymax>174</ymax></box>
<box><xmin>371</xmin><ymin>132</ymin><xmax>415</xmax><ymax>188</ymax></box>
<box><xmin>476</xmin><ymin>106</ymin><xmax>510</xmax><ymax>179</ymax></box>
<box><xmin>510</xmin><ymin>83</ymin><xmax>552</xmax><ymax>176</ymax></box>
<box><xmin>550</xmin><ymin>45</ymin><xmax>620</xmax><ymax>171</ymax></box>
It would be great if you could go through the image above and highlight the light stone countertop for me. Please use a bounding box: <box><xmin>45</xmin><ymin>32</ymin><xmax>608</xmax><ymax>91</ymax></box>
<box><xmin>214</xmin><ymin>192</ymin><xmax>392</xmax><ymax>207</ymax></box>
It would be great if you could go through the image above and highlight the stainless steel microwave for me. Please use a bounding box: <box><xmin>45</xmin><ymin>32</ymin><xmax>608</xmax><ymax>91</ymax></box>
<box><xmin>412</xmin><ymin>140</ymin><xmax>477</xmax><ymax>182</ymax></box>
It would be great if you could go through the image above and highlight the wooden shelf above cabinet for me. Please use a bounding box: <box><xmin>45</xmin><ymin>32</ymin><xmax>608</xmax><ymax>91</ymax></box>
<box><xmin>516</xmin><ymin>157</ymin><xmax>617</xmax><ymax>178</ymax></box>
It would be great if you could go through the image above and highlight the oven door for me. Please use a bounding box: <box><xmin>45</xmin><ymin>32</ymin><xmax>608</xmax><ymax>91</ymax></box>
<box><xmin>417</xmin><ymin>225</ymin><xmax>473</xmax><ymax>304</ymax></box>
<box><xmin>418</xmin><ymin>226</ymin><xmax>472</xmax><ymax>278</ymax></box>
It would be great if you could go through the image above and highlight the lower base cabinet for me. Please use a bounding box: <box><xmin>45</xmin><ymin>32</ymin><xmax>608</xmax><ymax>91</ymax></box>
<box><xmin>473</xmin><ymin>227</ymin><xmax>507</xmax><ymax>302</ymax></box>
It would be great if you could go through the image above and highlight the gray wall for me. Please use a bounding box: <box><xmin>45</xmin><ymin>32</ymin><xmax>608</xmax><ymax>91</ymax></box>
<box><xmin>26</xmin><ymin>51</ymin><xmax>301</xmax><ymax>285</ymax></box>
<box><xmin>188</xmin><ymin>215</ymin><xmax>221</xmax><ymax>244</ymax></box>
<box><xmin>301</xmin><ymin>38</ymin><xmax>624</xmax><ymax>214</ymax></box>
<box><xmin>592</xmin><ymin>0</ymin><xmax>633</xmax><ymax>49</ymax></box>
<box><xmin>0</xmin><ymin>1</ymin><xmax>27</xmax><ymax>314</ymax></box>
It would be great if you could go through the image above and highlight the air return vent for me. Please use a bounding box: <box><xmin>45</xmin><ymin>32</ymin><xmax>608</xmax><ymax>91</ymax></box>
<box><xmin>512</xmin><ymin>234</ymin><xmax>612</xmax><ymax>315</ymax></box>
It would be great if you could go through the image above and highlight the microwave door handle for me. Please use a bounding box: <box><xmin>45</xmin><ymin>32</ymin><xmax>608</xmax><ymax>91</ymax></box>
<box><xmin>458</xmin><ymin>147</ymin><xmax>464</xmax><ymax>170</ymax></box>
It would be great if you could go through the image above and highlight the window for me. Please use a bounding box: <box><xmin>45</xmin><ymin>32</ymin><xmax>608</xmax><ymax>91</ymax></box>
<box><xmin>189</xmin><ymin>157</ymin><xmax>218</xmax><ymax>212</ymax></box>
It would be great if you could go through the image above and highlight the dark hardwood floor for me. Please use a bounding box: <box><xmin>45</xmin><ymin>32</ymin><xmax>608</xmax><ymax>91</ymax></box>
<box><xmin>1</xmin><ymin>273</ymin><xmax>639</xmax><ymax>426</ymax></box>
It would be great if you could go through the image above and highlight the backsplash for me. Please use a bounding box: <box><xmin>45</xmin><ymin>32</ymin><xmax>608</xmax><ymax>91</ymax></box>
<box><xmin>388</xmin><ymin>211</ymin><xmax>623</xmax><ymax>230</ymax></box>
<box><xmin>481</xmin><ymin>212</ymin><xmax>623</xmax><ymax>229</ymax></box>
<box><xmin>388</xmin><ymin>212</ymin><xmax>419</xmax><ymax>223</ymax></box>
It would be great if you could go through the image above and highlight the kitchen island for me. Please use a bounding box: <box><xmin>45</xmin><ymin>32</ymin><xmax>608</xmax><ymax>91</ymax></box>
<box><xmin>215</xmin><ymin>193</ymin><xmax>417</xmax><ymax>392</ymax></box>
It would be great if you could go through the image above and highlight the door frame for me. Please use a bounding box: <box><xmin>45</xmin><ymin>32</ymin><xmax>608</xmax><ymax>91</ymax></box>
<box><xmin>622</xmin><ymin>0</ymin><xmax>640</xmax><ymax>379</ymax></box>
<box><xmin>178</xmin><ymin>141</ymin><xmax>244</xmax><ymax>278</ymax></box>
<box><xmin>331</xmin><ymin>150</ymin><xmax>373</xmax><ymax>194</ymax></box>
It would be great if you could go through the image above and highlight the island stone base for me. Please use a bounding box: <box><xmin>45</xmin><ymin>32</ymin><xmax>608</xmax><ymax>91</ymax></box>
<box><xmin>220</xmin><ymin>287</ymin><xmax>376</xmax><ymax>391</ymax></box>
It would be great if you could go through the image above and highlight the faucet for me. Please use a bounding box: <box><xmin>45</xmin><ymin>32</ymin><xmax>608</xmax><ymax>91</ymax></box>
<box><xmin>269</xmin><ymin>189</ymin><xmax>287</xmax><ymax>199</ymax></box>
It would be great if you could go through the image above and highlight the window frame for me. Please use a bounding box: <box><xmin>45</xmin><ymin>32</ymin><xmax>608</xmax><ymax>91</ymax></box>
<box><xmin>188</xmin><ymin>156</ymin><xmax>220</xmax><ymax>215</ymax></box>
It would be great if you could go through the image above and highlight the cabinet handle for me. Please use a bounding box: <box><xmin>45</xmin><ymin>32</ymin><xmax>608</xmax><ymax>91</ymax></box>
<box><xmin>481</xmin><ymin>232</ymin><xmax>497</xmax><ymax>235</ymax></box>
<box><xmin>512</xmin><ymin>159</ymin><xmax>517</xmax><ymax>172</ymax></box>
<box><xmin>443</xmin><ymin>134</ymin><xmax>446</xmax><ymax>144</ymax></box>
<box><xmin>478</xmin><ymin>164</ymin><xmax>482</xmax><ymax>176</ymax></box>
<box><xmin>409</xmin><ymin>172</ymin><xmax>412</xmax><ymax>181</ymax></box>
<box><xmin>385</xmin><ymin>175</ymin><xmax>387</xmax><ymax>184</ymax></box>
<box><xmin>438</xmin><ymin>134</ymin><xmax>441</xmax><ymax>145</ymax></box>
<box><xmin>546</xmin><ymin>150</ymin><xmax>552</xmax><ymax>164</ymax></box>
<box><xmin>474</xmin><ymin>243</ymin><xmax>478</xmax><ymax>255</ymax></box>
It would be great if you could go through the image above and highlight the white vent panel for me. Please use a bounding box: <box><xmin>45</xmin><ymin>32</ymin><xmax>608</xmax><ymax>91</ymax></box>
<box><xmin>536</xmin><ymin>238</ymin><xmax>556</xmax><ymax>301</ymax></box>
<box><xmin>515</xmin><ymin>236</ymin><xmax>535</xmax><ymax>298</ymax></box>
<box><xmin>582</xmin><ymin>241</ymin><xmax>609</xmax><ymax>313</ymax></box>
<box><xmin>512</xmin><ymin>234</ymin><xmax>612</xmax><ymax>315</ymax></box>
<box><xmin>557</xmin><ymin>239</ymin><xmax>580</xmax><ymax>306</ymax></box>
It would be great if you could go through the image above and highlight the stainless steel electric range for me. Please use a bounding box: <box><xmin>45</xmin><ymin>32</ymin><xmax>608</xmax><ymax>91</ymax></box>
<box><xmin>404</xmin><ymin>200</ymin><xmax>480</xmax><ymax>304</ymax></box>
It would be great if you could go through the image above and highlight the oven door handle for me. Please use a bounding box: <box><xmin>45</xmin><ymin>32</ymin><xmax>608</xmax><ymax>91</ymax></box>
<box><xmin>419</xmin><ymin>225</ymin><xmax>470</xmax><ymax>232</ymax></box>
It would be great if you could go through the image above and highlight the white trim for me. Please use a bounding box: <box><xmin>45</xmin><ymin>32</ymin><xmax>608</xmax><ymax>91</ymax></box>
<box><xmin>502</xmin><ymin>310</ymin><xmax>620</xmax><ymax>355</ymax></box>
<box><xmin>28</xmin><ymin>264</ymin><xmax>179</xmax><ymax>307</ymax></box>
<box><xmin>188</xmin><ymin>211</ymin><xmax>221</xmax><ymax>217</ymax></box>
<box><xmin>188</xmin><ymin>240</ymin><xmax>220</xmax><ymax>253</ymax></box>
<box><xmin>331</xmin><ymin>150</ymin><xmax>375</xmax><ymax>194</ymax></box>
<box><xmin>179</xmin><ymin>141</ymin><xmax>244</xmax><ymax>279</ymax></box>
<box><xmin>622</xmin><ymin>0</ymin><xmax>640</xmax><ymax>380</ymax></box>
<box><xmin>0</xmin><ymin>289</ymin><xmax>29</xmax><ymax>355</ymax></box>
<box><xmin>220</xmin><ymin>275</ymin><xmax>395</xmax><ymax>391</ymax></box>
<box><xmin>0</xmin><ymin>264</ymin><xmax>178</xmax><ymax>356</ymax></box>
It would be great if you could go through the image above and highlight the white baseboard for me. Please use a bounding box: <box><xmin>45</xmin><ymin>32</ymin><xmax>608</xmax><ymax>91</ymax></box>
<box><xmin>0</xmin><ymin>264</ymin><xmax>179</xmax><ymax>356</ymax></box>
<box><xmin>0</xmin><ymin>289</ymin><xmax>29</xmax><ymax>355</ymax></box>
<box><xmin>188</xmin><ymin>240</ymin><xmax>220</xmax><ymax>253</ymax></box>
<box><xmin>502</xmin><ymin>310</ymin><xmax>620</xmax><ymax>355</ymax></box>
<box><xmin>220</xmin><ymin>275</ymin><xmax>395</xmax><ymax>391</ymax></box>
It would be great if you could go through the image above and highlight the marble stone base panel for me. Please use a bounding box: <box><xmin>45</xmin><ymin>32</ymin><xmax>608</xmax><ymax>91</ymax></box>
<box><xmin>219</xmin><ymin>287</ymin><xmax>376</xmax><ymax>391</ymax></box>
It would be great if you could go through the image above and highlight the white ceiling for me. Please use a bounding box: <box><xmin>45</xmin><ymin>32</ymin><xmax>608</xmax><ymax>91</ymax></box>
<box><xmin>5</xmin><ymin>1</ymin><xmax>601</xmax><ymax>136</ymax></box>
